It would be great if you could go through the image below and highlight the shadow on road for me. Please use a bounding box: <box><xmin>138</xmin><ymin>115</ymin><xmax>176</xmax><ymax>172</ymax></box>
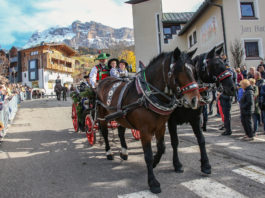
<box><xmin>20</xmin><ymin>98</ymin><xmax>72</xmax><ymax>109</ymax></box>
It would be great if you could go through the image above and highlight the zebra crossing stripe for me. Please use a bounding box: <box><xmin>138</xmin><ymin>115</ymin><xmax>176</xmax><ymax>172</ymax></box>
<box><xmin>181</xmin><ymin>178</ymin><xmax>247</xmax><ymax>198</ymax></box>
<box><xmin>233</xmin><ymin>165</ymin><xmax>265</xmax><ymax>184</ymax></box>
<box><xmin>117</xmin><ymin>190</ymin><xmax>158</xmax><ymax>198</ymax></box>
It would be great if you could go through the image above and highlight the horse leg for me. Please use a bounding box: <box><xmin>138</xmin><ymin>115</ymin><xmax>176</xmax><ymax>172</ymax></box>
<box><xmin>118</xmin><ymin>126</ymin><xmax>128</xmax><ymax>160</ymax></box>
<box><xmin>153</xmin><ymin>126</ymin><xmax>165</xmax><ymax>168</ymax></box>
<box><xmin>190</xmin><ymin>119</ymin><xmax>211</xmax><ymax>174</ymax></box>
<box><xmin>100</xmin><ymin>122</ymin><xmax>114</xmax><ymax>160</ymax></box>
<box><xmin>168</xmin><ymin>116</ymin><xmax>183</xmax><ymax>173</ymax></box>
<box><xmin>141</xmin><ymin>132</ymin><xmax>161</xmax><ymax>194</ymax></box>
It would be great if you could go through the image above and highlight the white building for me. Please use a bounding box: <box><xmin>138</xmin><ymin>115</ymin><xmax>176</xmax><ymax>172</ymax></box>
<box><xmin>20</xmin><ymin>43</ymin><xmax>76</xmax><ymax>94</ymax></box>
<box><xmin>127</xmin><ymin>0</ymin><xmax>265</xmax><ymax>69</ymax></box>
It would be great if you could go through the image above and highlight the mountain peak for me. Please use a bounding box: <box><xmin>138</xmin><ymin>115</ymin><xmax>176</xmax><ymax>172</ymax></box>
<box><xmin>24</xmin><ymin>20</ymin><xmax>134</xmax><ymax>49</ymax></box>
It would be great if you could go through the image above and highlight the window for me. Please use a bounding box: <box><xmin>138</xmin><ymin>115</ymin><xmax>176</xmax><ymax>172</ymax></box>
<box><xmin>244</xmin><ymin>41</ymin><xmax>259</xmax><ymax>58</ymax></box>
<box><xmin>28</xmin><ymin>60</ymin><xmax>38</xmax><ymax>81</ymax></box>
<box><xmin>163</xmin><ymin>28</ymin><xmax>171</xmax><ymax>35</ymax></box>
<box><xmin>193</xmin><ymin>31</ymin><xmax>197</xmax><ymax>44</ymax></box>
<box><xmin>189</xmin><ymin>35</ymin><xmax>193</xmax><ymax>48</ymax></box>
<box><xmin>30</xmin><ymin>51</ymin><xmax>39</xmax><ymax>56</ymax></box>
<box><xmin>163</xmin><ymin>25</ymin><xmax>181</xmax><ymax>44</ymax></box>
<box><xmin>188</xmin><ymin>31</ymin><xmax>197</xmax><ymax>48</ymax></box>
<box><xmin>240</xmin><ymin>2</ymin><xmax>255</xmax><ymax>18</ymax></box>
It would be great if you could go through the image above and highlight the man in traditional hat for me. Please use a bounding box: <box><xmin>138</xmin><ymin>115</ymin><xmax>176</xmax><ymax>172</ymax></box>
<box><xmin>89</xmin><ymin>52</ymin><xmax>110</xmax><ymax>88</ymax></box>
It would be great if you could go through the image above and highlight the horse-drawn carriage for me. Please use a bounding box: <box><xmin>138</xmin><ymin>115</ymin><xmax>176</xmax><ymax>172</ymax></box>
<box><xmin>69</xmin><ymin>46</ymin><xmax>235</xmax><ymax>194</ymax></box>
<box><xmin>71</xmin><ymin>84</ymin><xmax>140</xmax><ymax>146</ymax></box>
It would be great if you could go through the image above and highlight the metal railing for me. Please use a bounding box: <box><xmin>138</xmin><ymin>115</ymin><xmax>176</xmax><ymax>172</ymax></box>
<box><xmin>0</xmin><ymin>93</ymin><xmax>26</xmax><ymax>140</ymax></box>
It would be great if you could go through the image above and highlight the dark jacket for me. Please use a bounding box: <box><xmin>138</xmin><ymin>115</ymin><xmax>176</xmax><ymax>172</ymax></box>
<box><xmin>247</xmin><ymin>73</ymin><xmax>255</xmax><ymax>79</ymax></box>
<box><xmin>240</xmin><ymin>85</ymin><xmax>254</xmax><ymax>115</ymax></box>
<box><xmin>261</xmin><ymin>71</ymin><xmax>265</xmax><ymax>79</ymax></box>
<box><xmin>256</xmin><ymin>78</ymin><xmax>265</xmax><ymax>93</ymax></box>
<box><xmin>219</xmin><ymin>93</ymin><xmax>232</xmax><ymax>108</ymax></box>
<box><xmin>242</xmin><ymin>70</ymin><xmax>248</xmax><ymax>79</ymax></box>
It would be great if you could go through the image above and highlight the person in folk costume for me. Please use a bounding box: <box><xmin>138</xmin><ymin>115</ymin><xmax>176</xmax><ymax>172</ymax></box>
<box><xmin>108</xmin><ymin>58</ymin><xmax>120</xmax><ymax>78</ymax></box>
<box><xmin>55</xmin><ymin>75</ymin><xmax>62</xmax><ymax>101</ymax></box>
<box><xmin>62</xmin><ymin>83</ymin><xmax>68</xmax><ymax>101</ymax></box>
<box><xmin>118</xmin><ymin>59</ymin><xmax>129</xmax><ymax>77</ymax></box>
<box><xmin>89</xmin><ymin>51</ymin><xmax>111</xmax><ymax>88</ymax></box>
<box><xmin>80</xmin><ymin>74</ymin><xmax>92</xmax><ymax>92</ymax></box>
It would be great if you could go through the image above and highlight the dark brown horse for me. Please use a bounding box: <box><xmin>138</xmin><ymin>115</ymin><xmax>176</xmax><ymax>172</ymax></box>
<box><xmin>153</xmin><ymin>47</ymin><xmax>236</xmax><ymax>175</ymax></box>
<box><xmin>96</xmin><ymin>47</ymin><xmax>200</xmax><ymax>193</ymax></box>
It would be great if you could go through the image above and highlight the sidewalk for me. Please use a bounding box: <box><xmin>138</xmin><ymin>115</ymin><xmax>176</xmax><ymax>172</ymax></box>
<box><xmin>177</xmin><ymin>103</ymin><xmax>265</xmax><ymax>169</ymax></box>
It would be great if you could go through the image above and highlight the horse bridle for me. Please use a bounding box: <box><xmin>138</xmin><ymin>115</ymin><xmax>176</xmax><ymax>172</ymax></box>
<box><xmin>199</xmin><ymin>56</ymin><xmax>232</xmax><ymax>92</ymax></box>
<box><xmin>162</xmin><ymin>53</ymin><xmax>198</xmax><ymax>98</ymax></box>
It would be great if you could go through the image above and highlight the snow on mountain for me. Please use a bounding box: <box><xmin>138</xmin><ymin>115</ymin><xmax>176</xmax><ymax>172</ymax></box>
<box><xmin>24</xmin><ymin>21</ymin><xmax>134</xmax><ymax>49</ymax></box>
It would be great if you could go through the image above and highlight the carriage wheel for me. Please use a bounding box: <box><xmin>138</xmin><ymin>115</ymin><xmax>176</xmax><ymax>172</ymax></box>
<box><xmin>72</xmin><ymin>103</ymin><xmax>79</xmax><ymax>132</ymax></box>
<box><xmin>85</xmin><ymin>115</ymin><xmax>96</xmax><ymax>146</ymax></box>
<box><xmin>131</xmin><ymin>129</ymin><xmax>140</xmax><ymax>140</ymax></box>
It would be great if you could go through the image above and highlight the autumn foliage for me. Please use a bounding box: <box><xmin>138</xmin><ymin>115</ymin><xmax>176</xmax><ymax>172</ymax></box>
<box><xmin>118</xmin><ymin>50</ymin><xmax>136</xmax><ymax>72</ymax></box>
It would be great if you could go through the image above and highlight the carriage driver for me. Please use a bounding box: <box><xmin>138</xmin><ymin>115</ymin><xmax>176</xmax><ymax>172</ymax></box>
<box><xmin>89</xmin><ymin>52</ymin><xmax>111</xmax><ymax>88</ymax></box>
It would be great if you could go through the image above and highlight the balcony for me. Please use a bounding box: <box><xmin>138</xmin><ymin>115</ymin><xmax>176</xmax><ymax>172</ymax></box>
<box><xmin>51</xmin><ymin>64</ymin><xmax>58</xmax><ymax>70</ymax></box>
<box><xmin>9</xmin><ymin>66</ymin><xmax>18</xmax><ymax>73</ymax></box>
<box><xmin>10</xmin><ymin>57</ymin><xmax>18</xmax><ymax>63</ymax></box>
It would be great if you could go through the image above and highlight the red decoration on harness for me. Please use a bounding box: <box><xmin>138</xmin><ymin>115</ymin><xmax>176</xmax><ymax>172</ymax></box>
<box><xmin>217</xmin><ymin>70</ymin><xmax>232</xmax><ymax>81</ymax></box>
<box><xmin>180</xmin><ymin>81</ymin><xmax>199</xmax><ymax>94</ymax></box>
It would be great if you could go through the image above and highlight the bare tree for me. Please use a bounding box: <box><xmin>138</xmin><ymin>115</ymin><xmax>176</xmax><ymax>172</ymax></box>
<box><xmin>230</xmin><ymin>39</ymin><xmax>244</xmax><ymax>68</ymax></box>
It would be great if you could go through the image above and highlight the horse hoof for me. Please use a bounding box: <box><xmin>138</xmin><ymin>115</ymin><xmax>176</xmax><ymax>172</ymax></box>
<box><xmin>106</xmin><ymin>154</ymin><xmax>114</xmax><ymax>160</ymax></box>
<box><xmin>201</xmin><ymin>167</ymin><xmax>211</xmax><ymax>174</ymax></box>
<box><xmin>150</xmin><ymin>186</ymin><xmax>161</xmax><ymax>194</ymax></box>
<box><xmin>201</xmin><ymin>164</ymin><xmax>211</xmax><ymax>174</ymax></box>
<box><xmin>175</xmin><ymin>167</ymin><xmax>184</xmax><ymax>173</ymax></box>
<box><xmin>120</xmin><ymin>153</ymin><xmax>128</xmax><ymax>160</ymax></box>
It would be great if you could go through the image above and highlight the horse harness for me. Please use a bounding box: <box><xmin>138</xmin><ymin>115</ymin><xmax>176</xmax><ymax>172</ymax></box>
<box><xmin>98</xmin><ymin>54</ymin><xmax>199</xmax><ymax>122</ymax></box>
<box><xmin>196</xmin><ymin>56</ymin><xmax>232</xmax><ymax>104</ymax></box>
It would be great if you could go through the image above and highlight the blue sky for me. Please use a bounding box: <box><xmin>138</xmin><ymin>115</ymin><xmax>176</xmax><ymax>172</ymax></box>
<box><xmin>0</xmin><ymin>0</ymin><xmax>203</xmax><ymax>50</ymax></box>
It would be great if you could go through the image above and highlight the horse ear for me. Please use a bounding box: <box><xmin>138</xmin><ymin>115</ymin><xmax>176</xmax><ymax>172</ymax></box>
<box><xmin>206</xmin><ymin>46</ymin><xmax>216</xmax><ymax>59</ymax></box>
<box><xmin>215</xmin><ymin>46</ymin><xmax>223</xmax><ymax>56</ymax></box>
<box><xmin>187</xmin><ymin>48</ymin><xmax>197</xmax><ymax>58</ymax></box>
<box><xmin>173</xmin><ymin>47</ymin><xmax>181</xmax><ymax>60</ymax></box>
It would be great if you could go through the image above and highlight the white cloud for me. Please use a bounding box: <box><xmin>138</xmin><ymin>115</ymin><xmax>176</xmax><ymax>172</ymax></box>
<box><xmin>162</xmin><ymin>0</ymin><xmax>204</xmax><ymax>12</ymax></box>
<box><xmin>0</xmin><ymin>0</ymin><xmax>205</xmax><ymax>47</ymax></box>
<box><xmin>31</xmin><ymin>0</ymin><xmax>133</xmax><ymax>29</ymax></box>
<box><xmin>0</xmin><ymin>0</ymin><xmax>133</xmax><ymax>46</ymax></box>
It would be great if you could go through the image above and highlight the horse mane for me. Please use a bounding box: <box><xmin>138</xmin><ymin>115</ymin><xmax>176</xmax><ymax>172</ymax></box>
<box><xmin>193</xmin><ymin>53</ymin><xmax>207</xmax><ymax>68</ymax></box>
<box><xmin>146</xmin><ymin>52</ymin><xmax>169</xmax><ymax>68</ymax></box>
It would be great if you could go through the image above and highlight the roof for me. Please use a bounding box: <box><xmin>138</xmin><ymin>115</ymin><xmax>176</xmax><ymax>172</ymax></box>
<box><xmin>178</xmin><ymin>0</ymin><xmax>213</xmax><ymax>35</ymax></box>
<box><xmin>125</xmin><ymin>0</ymin><xmax>150</xmax><ymax>4</ymax></box>
<box><xmin>21</xmin><ymin>43</ymin><xmax>76</xmax><ymax>57</ymax></box>
<box><xmin>162</xmin><ymin>12</ymin><xmax>194</xmax><ymax>24</ymax></box>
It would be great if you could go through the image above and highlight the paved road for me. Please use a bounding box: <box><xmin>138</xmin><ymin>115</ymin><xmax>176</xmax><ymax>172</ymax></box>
<box><xmin>0</xmin><ymin>99</ymin><xmax>265</xmax><ymax>198</ymax></box>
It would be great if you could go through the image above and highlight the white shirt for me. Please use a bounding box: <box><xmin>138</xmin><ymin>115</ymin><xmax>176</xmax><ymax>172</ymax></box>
<box><xmin>110</xmin><ymin>68</ymin><xmax>119</xmax><ymax>78</ymax></box>
<box><xmin>89</xmin><ymin>64</ymin><xmax>108</xmax><ymax>88</ymax></box>
<box><xmin>89</xmin><ymin>66</ymin><xmax>98</xmax><ymax>88</ymax></box>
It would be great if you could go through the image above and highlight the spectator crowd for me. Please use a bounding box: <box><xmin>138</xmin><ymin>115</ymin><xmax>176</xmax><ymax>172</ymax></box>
<box><xmin>208</xmin><ymin>60</ymin><xmax>265</xmax><ymax>141</ymax></box>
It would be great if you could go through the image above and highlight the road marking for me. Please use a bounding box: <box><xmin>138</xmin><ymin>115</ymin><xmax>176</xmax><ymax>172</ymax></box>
<box><xmin>181</xmin><ymin>178</ymin><xmax>247</xmax><ymax>198</ymax></box>
<box><xmin>233</xmin><ymin>165</ymin><xmax>265</xmax><ymax>184</ymax></box>
<box><xmin>117</xmin><ymin>190</ymin><xmax>158</xmax><ymax>198</ymax></box>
